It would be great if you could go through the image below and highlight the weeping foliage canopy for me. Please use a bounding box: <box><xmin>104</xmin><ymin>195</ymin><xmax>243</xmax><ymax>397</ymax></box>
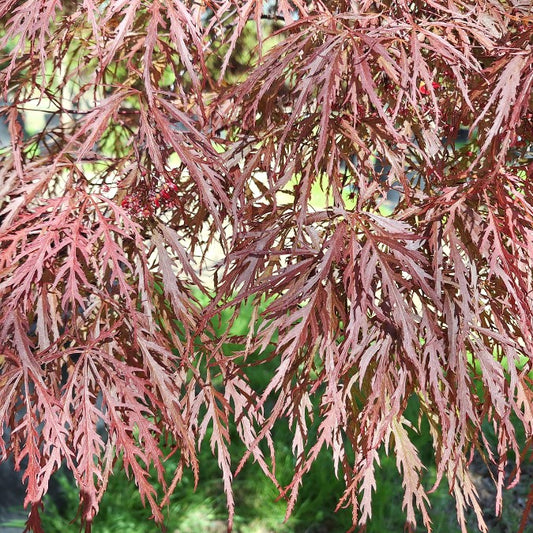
<box><xmin>1</xmin><ymin>0</ymin><xmax>533</xmax><ymax>531</ymax></box>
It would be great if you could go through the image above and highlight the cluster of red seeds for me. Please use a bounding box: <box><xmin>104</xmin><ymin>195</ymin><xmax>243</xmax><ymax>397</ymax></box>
<box><xmin>151</xmin><ymin>180</ymin><xmax>179</xmax><ymax>208</ymax></box>
<box><xmin>419</xmin><ymin>81</ymin><xmax>441</xmax><ymax>95</ymax></box>
<box><xmin>120</xmin><ymin>177</ymin><xmax>179</xmax><ymax>219</ymax></box>
<box><xmin>121</xmin><ymin>193</ymin><xmax>153</xmax><ymax>218</ymax></box>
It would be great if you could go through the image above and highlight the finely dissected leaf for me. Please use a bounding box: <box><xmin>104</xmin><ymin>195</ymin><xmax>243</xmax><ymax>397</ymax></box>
<box><xmin>390</xmin><ymin>417</ymin><xmax>431</xmax><ymax>530</ymax></box>
<box><xmin>1</xmin><ymin>0</ymin><xmax>533</xmax><ymax>532</ymax></box>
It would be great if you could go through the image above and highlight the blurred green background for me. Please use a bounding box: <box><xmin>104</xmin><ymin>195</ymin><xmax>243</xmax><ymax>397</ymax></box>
<box><xmin>32</xmin><ymin>299</ymin><xmax>530</xmax><ymax>533</ymax></box>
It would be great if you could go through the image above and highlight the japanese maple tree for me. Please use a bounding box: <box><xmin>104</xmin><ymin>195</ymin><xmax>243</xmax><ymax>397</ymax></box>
<box><xmin>1</xmin><ymin>0</ymin><xmax>533</xmax><ymax>531</ymax></box>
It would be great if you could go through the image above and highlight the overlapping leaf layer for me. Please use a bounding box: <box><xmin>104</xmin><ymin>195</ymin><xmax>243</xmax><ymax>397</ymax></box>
<box><xmin>1</xmin><ymin>0</ymin><xmax>532</xmax><ymax>531</ymax></box>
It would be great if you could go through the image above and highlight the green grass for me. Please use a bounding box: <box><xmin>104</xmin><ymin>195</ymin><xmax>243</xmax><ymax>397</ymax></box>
<box><xmin>38</xmin><ymin>422</ymin><xmax>529</xmax><ymax>532</ymax></box>
<box><xmin>38</xmin><ymin>374</ymin><xmax>530</xmax><ymax>532</ymax></box>
<box><xmin>36</xmin><ymin>300</ymin><xmax>531</xmax><ymax>533</ymax></box>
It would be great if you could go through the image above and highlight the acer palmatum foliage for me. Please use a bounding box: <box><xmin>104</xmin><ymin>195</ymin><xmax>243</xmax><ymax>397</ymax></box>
<box><xmin>1</xmin><ymin>0</ymin><xmax>533</xmax><ymax>531</ymax></box>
